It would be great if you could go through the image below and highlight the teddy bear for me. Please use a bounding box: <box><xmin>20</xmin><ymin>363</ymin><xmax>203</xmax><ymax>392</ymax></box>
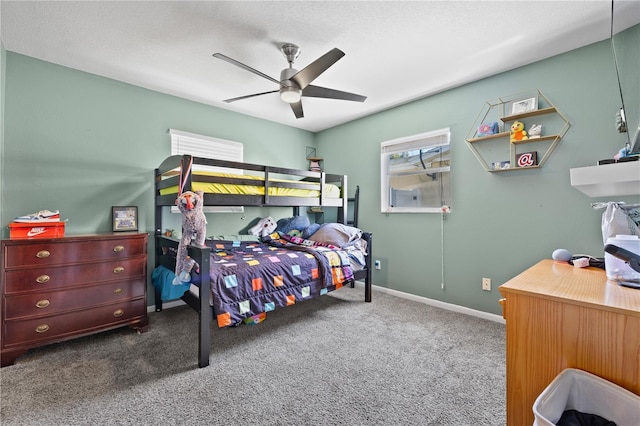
<box><xmin>510</xmin><ymin>121</ymin><xmax>528</xmax><ymax>142</ymax></box>
<box><xmin>173</xmin><ymin>190</ymin><xmax>207</xmax><ymax>285</ymax></box>
<box><xmin>248</xmin><ymin>216</ymin><xmax>277</xmax><ymax>238</ymax></box>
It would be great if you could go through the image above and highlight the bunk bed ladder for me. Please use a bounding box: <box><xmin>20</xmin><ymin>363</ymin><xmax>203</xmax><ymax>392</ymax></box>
<box><xmin>347</xmin><ymin>185</ymin><xmax>359</xmax><ymax>227</ymax></box>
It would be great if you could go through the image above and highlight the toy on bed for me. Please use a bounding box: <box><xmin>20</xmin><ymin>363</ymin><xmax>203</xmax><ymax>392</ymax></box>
<box><xmin>173</xmin><ymin>190</ymin><xmax>207</xmax><ymax>285</ymax></box>
<box><xmin>248</xmin><ymin>216</ymin><xmax>277</xmax><ymax>238</ymax></box>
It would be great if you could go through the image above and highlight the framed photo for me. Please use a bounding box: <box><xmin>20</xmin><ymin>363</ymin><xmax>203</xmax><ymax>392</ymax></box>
<box><xmin>511</xmin><ymin>97</ymin><xmax>538</xmax><ymax>115</ymax></box>
<box><xmin>112</xmin><ymin>206</ymin><xmax>138</xmax><ymax>232</ymax></box>
<box><xmin>516</xmin><ymin>151</ymin><xmax>538</xmax><ymax>168</ymax></box>
<box><xmin>491</xmin><ymin>160</ymin><xmax>511</xmax><ymax>170</ymax></box>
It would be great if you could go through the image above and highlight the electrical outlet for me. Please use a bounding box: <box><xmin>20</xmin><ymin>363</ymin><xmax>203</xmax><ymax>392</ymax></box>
<box><xmin>374</xmin><ymin>260</ymin><xmax>381</xmax><ymax>270</ymax></box>
<box><xmin>482</xmin><ymin>278</ymin><xmax>491</xmax><ymax>291</ymax></box>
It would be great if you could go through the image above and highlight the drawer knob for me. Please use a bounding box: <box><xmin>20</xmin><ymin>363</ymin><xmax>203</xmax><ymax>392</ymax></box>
<box><xmin>36</xmin><ymin>250</ymin><xmax>51</xmax><ymax>259</ymax></box>
<box><xmin>113</xmin><ymin>266</ymin><xmax>125</xmax><ymax>274</ymax></box>
<box><xmin>36</xmin><ymin>275</ymin><xmax>51</xmax><ymax>284</ymax></box>
<box><xmin>114</xmin><ymin>288</ymin><xmax>123</xmax><ymax>294</ymax></box>
<box><xmin>498</xmin><ymin>298</ymin><xmax>507</xmax><ymax>320</ymax></box>
<box><xmin>113</xmin><ymin>309</ymin><xmax>124</xmax><ymax>317</ymax></box>
<box><xmin>35</xmin><ymin>299</ymin><xmax>50</xmax><ymax>309</ymax></box>
<box><xmin>113</xmin><ymin>245</ymin><xmax>125</xmax><ymax>252</ymax></box>
<box><xmin>35</xmin><ymin>324</ymin><xmax>50</xmax><ymax>333</ymax></box>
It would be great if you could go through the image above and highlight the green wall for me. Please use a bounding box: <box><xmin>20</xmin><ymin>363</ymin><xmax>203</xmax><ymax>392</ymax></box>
<box><xmin>1</xmin><ymin>42</ymin><xmax>5</xmax><ymax>230</ymax></box>
<box><xmin>317</xmin><ymin>31</ymin><xmax>639</xmax><ymax>314</ymax></box>
<box><xmin>613</xmin><ymin>23</ymin><xmax>640</xmax><ymax>147</ymax></box>
<box><xmin>2</xmin><ymin>28</ymin><xmax>639</xmax><ymax>315</ymax></box>
<box><xmin>2</xmin><ymin>53</ymin><xmax>314</xmax><ymax>237</ymax></box>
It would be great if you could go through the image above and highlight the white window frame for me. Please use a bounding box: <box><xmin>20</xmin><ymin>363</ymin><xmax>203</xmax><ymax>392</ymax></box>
<box><xmin>169</xmin><ymin>129</ymin><xmax>244</xmax><ymax>213</ymax></box>
<box><xmin>380</xmin><ymin>128</ymin><xmax>451</xmax><ymax>213</ymax></box>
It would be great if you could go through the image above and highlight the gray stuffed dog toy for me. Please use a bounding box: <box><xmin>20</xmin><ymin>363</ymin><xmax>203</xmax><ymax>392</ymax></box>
<box><xmin>173</xmin><ymin>190</ymin><xmax>207</xmax><ymax>285</ymax></box>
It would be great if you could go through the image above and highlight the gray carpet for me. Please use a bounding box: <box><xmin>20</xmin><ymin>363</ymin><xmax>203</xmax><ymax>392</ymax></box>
<box><xmin>0</xmin><ymin>288</ymin><xmax>506</xmax><ymax>425</ymax></box>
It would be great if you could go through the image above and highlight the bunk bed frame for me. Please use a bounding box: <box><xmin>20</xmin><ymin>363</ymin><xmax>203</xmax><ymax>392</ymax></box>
<box><xmin>154</xmin><ymin>154</ymin><xmax>372</xmax><ymax>368</ymax></box>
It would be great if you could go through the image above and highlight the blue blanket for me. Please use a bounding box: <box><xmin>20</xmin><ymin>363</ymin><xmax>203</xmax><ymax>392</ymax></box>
<box><xmin>151</xmin><ymin>265</ymin><xmax>190</xmax><ymax>301</ymax></box>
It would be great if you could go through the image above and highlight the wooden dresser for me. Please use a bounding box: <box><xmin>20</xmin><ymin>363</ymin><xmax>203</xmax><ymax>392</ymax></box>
<box><xmin>1</xmin><ymin>233</ymin><xmax>149</xmax><ymax>367</ymax></box>
<box><xmin>499</xmin><ymin>259</ymin><xmax>640</xmax><ymax>426</ymax></box>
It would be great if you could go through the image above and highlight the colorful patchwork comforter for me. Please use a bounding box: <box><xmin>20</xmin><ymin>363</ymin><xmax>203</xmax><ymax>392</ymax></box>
<box><xmin>196</xmin><ymin>237</ymin><xmax>354</xmax><ymax>327</ymax></box>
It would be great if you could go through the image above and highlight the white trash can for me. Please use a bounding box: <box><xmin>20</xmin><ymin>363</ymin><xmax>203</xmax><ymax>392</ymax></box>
<box><xmin>533</xmin><ymin>368</ymin><xmax>640</xmax><ymax>426</ymax></box>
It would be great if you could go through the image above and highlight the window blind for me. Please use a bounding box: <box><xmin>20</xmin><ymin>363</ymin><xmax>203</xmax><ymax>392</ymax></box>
<box><xmin>381</xmin><ymin>128</ymin><xmax>450</xmax><ymax>155</ymax></box>
<box><xmin>169</xmin><ymin>129</ymin><xmax>244</xmax><ymax>213</ymax></box>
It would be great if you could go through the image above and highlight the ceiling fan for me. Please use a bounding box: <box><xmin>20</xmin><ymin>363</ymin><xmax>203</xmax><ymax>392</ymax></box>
<box><xmin>212</xmin><ymin>43</ymin><xmax>366</xmax><ymax>119</ymax></box>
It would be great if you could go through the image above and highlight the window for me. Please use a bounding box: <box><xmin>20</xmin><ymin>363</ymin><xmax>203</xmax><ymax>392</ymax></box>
<box><xmin>381</xmin><ymin>128</ymin><xmax>451</xmax><ymax>213</ymax></box>
<box><xmin>169</xmin><ymin>129</ymin><xmax>244</xmax><ymax>213</ymax></box>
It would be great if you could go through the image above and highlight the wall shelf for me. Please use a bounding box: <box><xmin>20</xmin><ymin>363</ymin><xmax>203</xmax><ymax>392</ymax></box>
<box><xmin>467</xmin><ymin>132</ymin><xmax>560</xmax><ymax>145</ymax></box>
<box><xmin>466</xmin><ymin>90</ymin><xmax>570</xmax><ymax>172</ymax></box>
<box><xmin>570</xmin><ymin>160</ymin><xmax>640</xmax><ymax>197</ymax></box>
<box><xmin>490</xmin><ymin>165</ymin><xmax>542</xmax><ymax>173</ymax></box>
<box><xmin>502</xmin><ymin>106</ymin><xmax>558</xmax><ymax>122</ymax></box>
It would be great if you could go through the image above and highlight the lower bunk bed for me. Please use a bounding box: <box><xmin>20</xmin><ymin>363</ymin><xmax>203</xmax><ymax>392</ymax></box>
<box><xmin>153</xmin><ymin>155</ymin><xmax>372</xmax><ymax>368</ymax></box>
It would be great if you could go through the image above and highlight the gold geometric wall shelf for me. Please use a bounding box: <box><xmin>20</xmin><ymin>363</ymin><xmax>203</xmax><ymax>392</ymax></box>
<box><xmin>466</xmin><ymin>89</ymin><xmax>571</xmax><ymax>172</ymax></box>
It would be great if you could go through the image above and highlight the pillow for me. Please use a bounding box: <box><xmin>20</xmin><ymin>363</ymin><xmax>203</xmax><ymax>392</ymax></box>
<box><xmin>276</xmin><ymin>216</ymin><xmax>310</xmax><ymax>235</ymax></box>
<box><xmin>275</xmin><ymin>216</ymin><xmax>320</xmax><ymax>239</ymax></box>
<box><xmin>308</xmin><ymin>223</ymin><xmax>362</xmax><ymax>248</ymax></box>
<box><xmin>477</xmin><ymin>122</ymin><xmax>499</xmax><ymax>137</ymax></box>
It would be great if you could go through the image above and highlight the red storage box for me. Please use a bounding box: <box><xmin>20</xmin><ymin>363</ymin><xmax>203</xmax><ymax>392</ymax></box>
<box><xmin>8</xmin><ymin>222</ymin><xmax>65</xmax><ymax>239</ymax></box>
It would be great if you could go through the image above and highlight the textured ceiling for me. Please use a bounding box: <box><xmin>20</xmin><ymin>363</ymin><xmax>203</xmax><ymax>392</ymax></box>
<box><xmin>2</xmin><ymin>1</ymin><xmax>639</xmax><ymax>132</ymax></box>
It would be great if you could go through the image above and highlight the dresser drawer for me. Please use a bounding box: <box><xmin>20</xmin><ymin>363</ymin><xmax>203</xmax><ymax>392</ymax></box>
<box><xmin>77</xmin><ymin>237</ymin><xmax>147</xmax><ymax>262</ymax></box>
<box><xmin>3</xmin><ymin>257</ymin><xmax>146</xmax><ymax>294</ymax></box>
<box><xmin>2</xmin><ymin>298</ymin><xmax>146</xmax><ymax>347</ymax></box>
<box><xmin>4</xmin><ymin>279</ymin><xmax>146</xmax><ymax>320</ymax></box>
<box><xmin>3</xmin><ymin>236</ymin><xmax>147</xmax><ymax>269</ymax></box>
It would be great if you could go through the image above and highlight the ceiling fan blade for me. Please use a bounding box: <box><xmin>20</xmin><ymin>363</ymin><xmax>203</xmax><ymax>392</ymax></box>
<box><xmin>223</xmin><ymin>90</ymin><xmax>279</xmax><ymax>103</ymax></box>
<box><xmin>302</xmin><ymin>85</ymin><xmax>367</xmax><ymax>102</ymax></box>
<box><xmin>213</xmin><ymin>53</ymin><xmax>282</xmax><ymax>86</ymax></box>
<box><xmin>290</xmin><ymin>48</ymin><xmax>345</xmax><ymax>90</ymax></box>
<box><xmin>290</xmin><ymin>101</ymin><xmax>304</xmax><ymax>119</ymax></box>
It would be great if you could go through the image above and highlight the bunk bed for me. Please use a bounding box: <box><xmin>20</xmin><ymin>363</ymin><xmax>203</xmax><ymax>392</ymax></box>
<box><xmin>153</xmin><ymin>154</ymin><xmax>372</xmax><ymax>368</ymax></box>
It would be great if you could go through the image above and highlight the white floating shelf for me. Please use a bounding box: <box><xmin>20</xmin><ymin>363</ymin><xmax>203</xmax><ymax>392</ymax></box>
<box><xmin>570</xmin><ymin>161</ymin><xmax>640</xmax><ymax>197</ymax></box>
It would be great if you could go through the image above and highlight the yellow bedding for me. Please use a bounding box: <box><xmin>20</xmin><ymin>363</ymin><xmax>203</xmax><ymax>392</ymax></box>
<box><xmin>159</xmin><ymin>171</ymin><xmax>341</xmax><ymax>199</ymax></box>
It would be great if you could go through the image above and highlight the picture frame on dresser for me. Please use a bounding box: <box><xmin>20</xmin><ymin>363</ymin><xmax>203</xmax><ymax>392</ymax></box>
<box><xmin>112</xmin><ymin>206</ymin><xmax>138</xmax><ymax>232</ymax></box>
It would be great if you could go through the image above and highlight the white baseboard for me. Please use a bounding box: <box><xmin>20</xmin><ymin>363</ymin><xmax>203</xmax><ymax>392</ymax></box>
<box><xmin>355</xmin><ymin>281</ymin><xmax>505</xmax><ymax>324</ymax></box>
<box><xmin>149</xmin><ymin>283</ymin><xmax>506</xmax><ymax>324</ymax></box>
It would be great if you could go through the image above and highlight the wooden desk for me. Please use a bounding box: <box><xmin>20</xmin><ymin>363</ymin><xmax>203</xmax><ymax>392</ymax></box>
<box><xmin>499</xmin><ymin>259</ymin><xmax>640</xmax><ymax>426</ymax></box>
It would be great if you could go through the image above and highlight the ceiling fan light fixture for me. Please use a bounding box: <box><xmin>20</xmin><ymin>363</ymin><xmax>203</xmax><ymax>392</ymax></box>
<box><xmin>214</xmin><ymin>43</ymin><xmax>365</xmax><ymax>118</ymax></box>
<box><xmin>280</xmin><ymin>86</ymin><xmax>302</xmax><ymax>103</ymax></box>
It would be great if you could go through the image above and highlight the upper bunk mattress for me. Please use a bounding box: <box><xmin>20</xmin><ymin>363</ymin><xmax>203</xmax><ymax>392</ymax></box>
<box><xmin>159</xmin><ymin>171</ymin><xmax>341</xmax><ymax>199</ymax></box>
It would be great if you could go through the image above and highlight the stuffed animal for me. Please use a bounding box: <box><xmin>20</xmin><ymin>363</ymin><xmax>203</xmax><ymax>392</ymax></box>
<box><xmin>510</xmin><ymin>121</ymin><xmax>528</xmax><ymax>142</ymax></box>
<box><xmin>173</xmin><ymin>256</ymin><xmax>196</xmax><ymax>285</ymax></box>
<box><xmin>528</xmin><ymin>124</ymin><xmax>542</xmax><ymax>139</ymax></box>
<box><xmin>248</xmin><ymin>216</ymin><xmax>277</xmax><ymax>238</ymax></box>
<box><xmin>173</xmin><ymin>190</ymin><xmax>207</xmax><ymax>285</ymax></box>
